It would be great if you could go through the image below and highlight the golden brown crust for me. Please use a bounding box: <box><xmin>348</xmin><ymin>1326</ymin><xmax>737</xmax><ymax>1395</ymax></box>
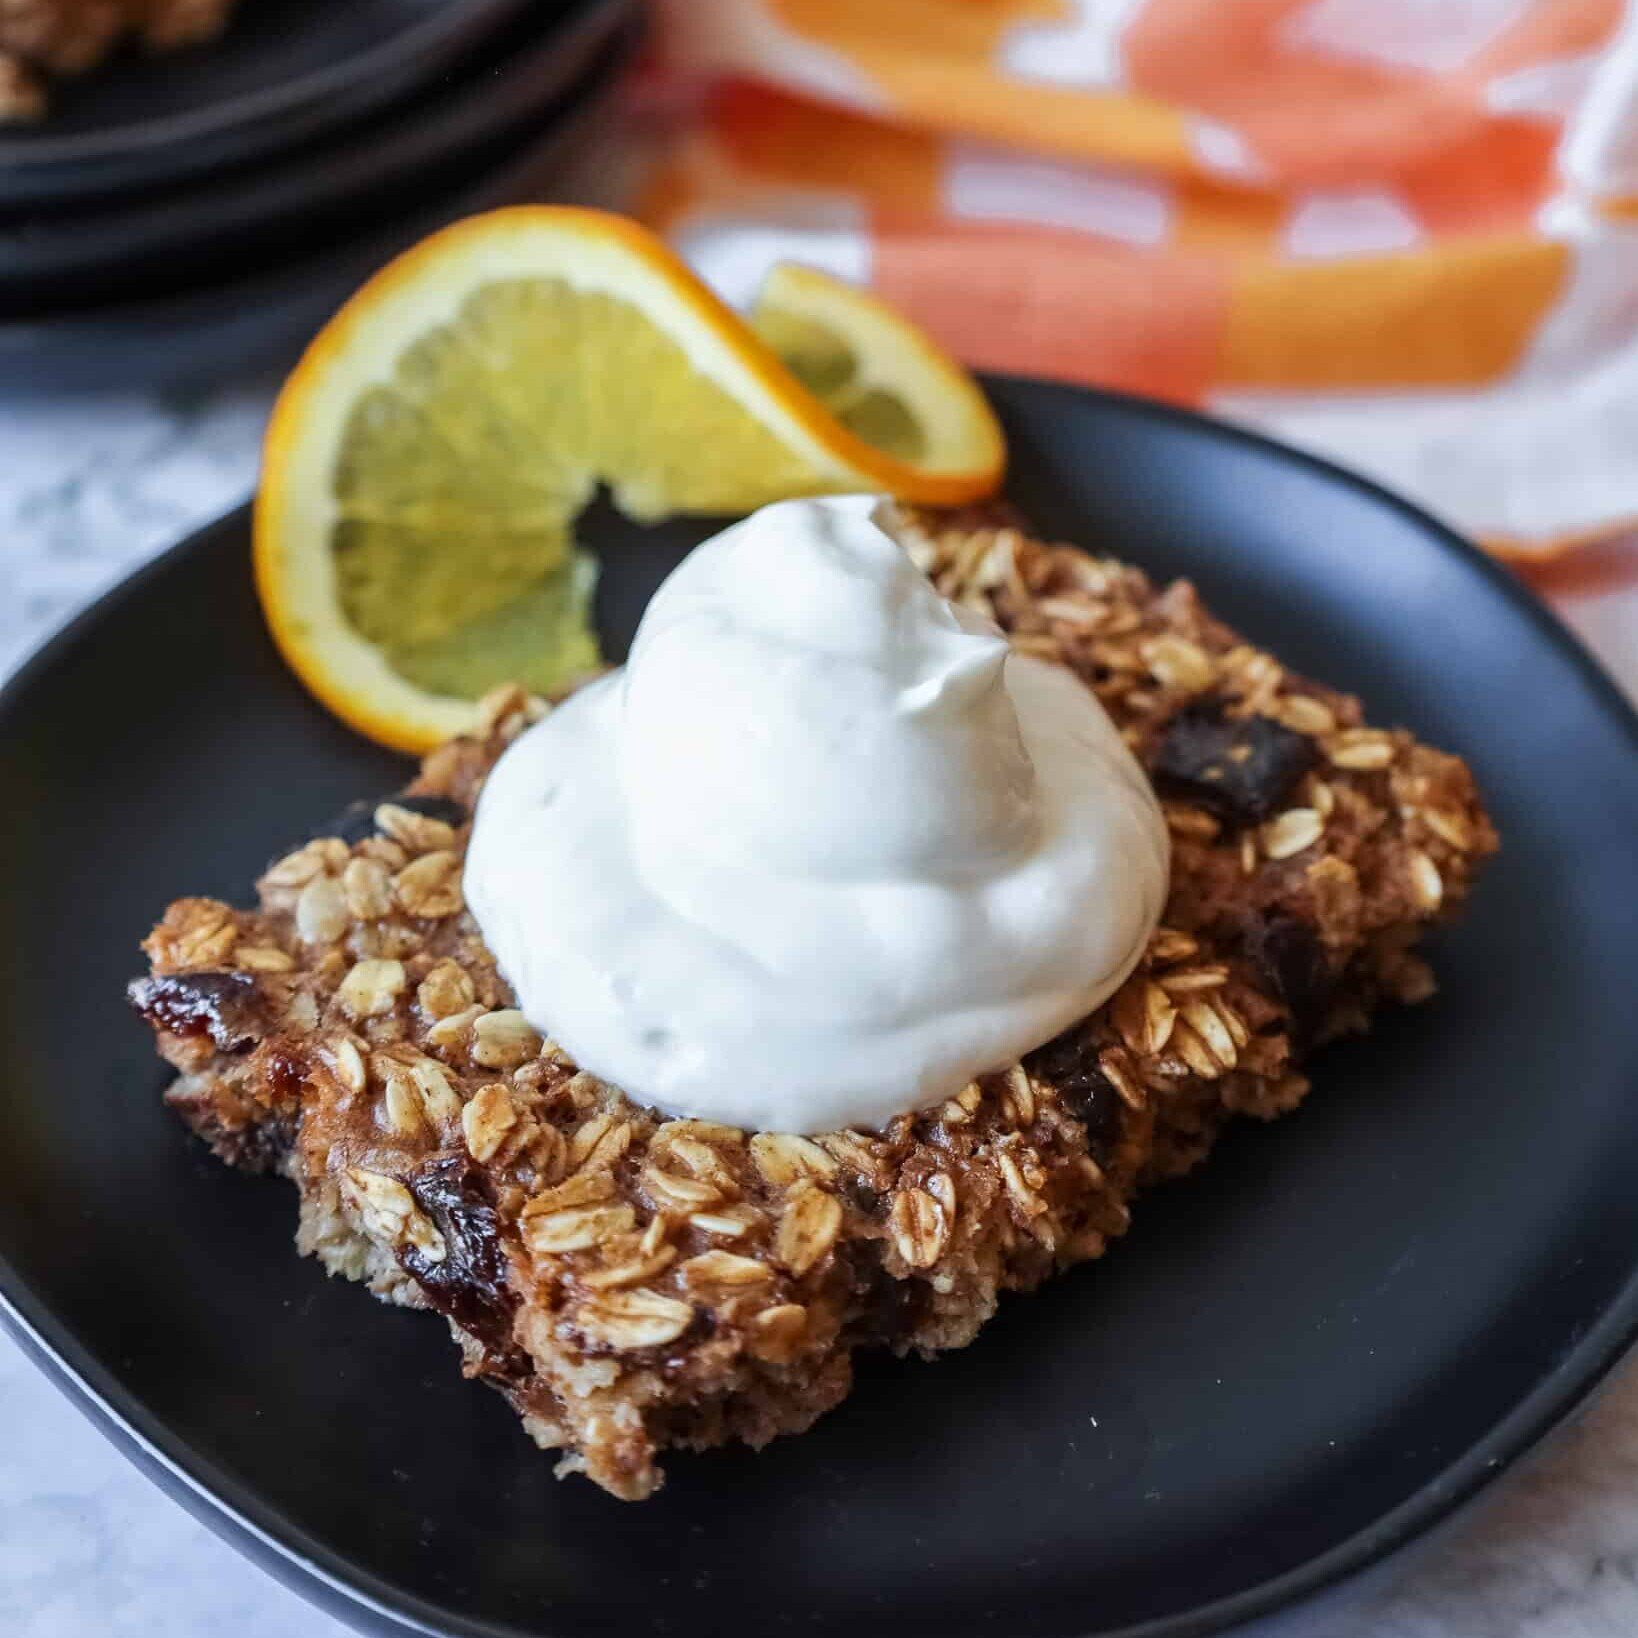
<box><xmin>130</xmin><ymin>511</ymin><xmax>1496</xmax><ymax>1499</ymax></box>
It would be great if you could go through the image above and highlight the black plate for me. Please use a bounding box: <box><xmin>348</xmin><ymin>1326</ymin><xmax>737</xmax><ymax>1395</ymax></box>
<box><xmin>0</xmin><ymin>0</ymin><xmax>632</xmax><ymax>318</ymax></box>
<box><xmin>3</xmin><ymin>382</ymin><xmax>1638</xmax><ymax>1638</ymax></box>
<box><xmin>0</xmin><ymin>0</ymin><xmax>537</xmax><ymax>209</ymax></box>
<box><xmin>1</xmin><ymin>21</ymin><xmax>636</xmax><ymax>394</ymax></box>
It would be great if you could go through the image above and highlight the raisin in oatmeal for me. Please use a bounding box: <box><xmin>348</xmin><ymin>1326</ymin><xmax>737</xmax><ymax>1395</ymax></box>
<box><xmin>130</xmin><ymin>506</ymin><xmax>1496</xmax><ymax>1500</ymax></box>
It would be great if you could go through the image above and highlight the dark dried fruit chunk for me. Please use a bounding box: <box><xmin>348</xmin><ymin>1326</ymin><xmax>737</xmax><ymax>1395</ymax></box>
<box><xmin>1240</xmin><ymin>912</ymin><xmax>1332</xmax><ymax>1040</ymax></box>
<box><xmin>1024</xmin><ymin>1027</ymin><xmax>1123</xmax><ymax>1159</ymax></box>
<box><xmin>1152</xmin><ymin>701</ymin><xmax>1317</xmax><ymax>826</ymax></box>
<box><xmin>229</xmin><ymin>1113</ymin><xmax>297</xmax><ymax>1174</ymax></box>
<box><xmin>318</xmin><ymin>792</ymin><xmax>468</xmax><ymax>847</ymax></box>
<box><xmin>127</xmin><ymin>971</ymin><xmax>268</xmax><ymax>1053</ymax></box>
<box><xmin>399</xmin><ymin>1156</ymin><xmax>525</xmax><ymax>1374</ymax></box>
<box><xmin>840</xmin><ymin>1242</ymin><xmax>932</xmax><ymax>1345</ymax></box>
<box><xmin>841</xmin><ymin>1175</ymin><xmax>884</xmax><ymax>1218</ymax></box>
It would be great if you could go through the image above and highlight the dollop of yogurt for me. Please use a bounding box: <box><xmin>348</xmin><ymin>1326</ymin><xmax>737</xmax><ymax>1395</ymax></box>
<box><xmin>465</xmin><ymin>496</ymin><xmax>1168</xmax><ymax>1133</ymax></box>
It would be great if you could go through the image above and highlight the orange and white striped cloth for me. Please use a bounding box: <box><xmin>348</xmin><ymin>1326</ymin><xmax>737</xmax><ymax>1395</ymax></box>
<box><xmin>636</xmin><ymin>0</ymin><xmax>1638</xmax><ymax>655</ymax></box>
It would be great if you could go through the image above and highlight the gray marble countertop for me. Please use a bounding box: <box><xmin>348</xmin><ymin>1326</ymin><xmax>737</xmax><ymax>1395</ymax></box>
<box><xmin>3</xmin><ymin>385</ymin><xmax>1637</xmax><ymax>1638</ymax></box>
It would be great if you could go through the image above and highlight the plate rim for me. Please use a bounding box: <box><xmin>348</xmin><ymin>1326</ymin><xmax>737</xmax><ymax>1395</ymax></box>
<box><xmin>0</xmin><ymin>17</ymin><xmax>635</xmax><ymax>378</ymax></box>
<box><xmin>3</xmin><ymin>378</ymin><xmax>1637</xmax><ymax>1638</ymax></box>
<box><xmin>0</xmin><ymin>0</ymin><xmax>534</xmax><ymax>174</ymax></box>
<box><xmin>0</xmin><ymin>0</ymin><xmax>633</xmax><ymax>303</ymax></box>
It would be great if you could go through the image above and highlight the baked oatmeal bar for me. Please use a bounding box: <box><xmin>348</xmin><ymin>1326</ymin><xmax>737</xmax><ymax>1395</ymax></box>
<box><xmin>130</xmin><ymin>506</ymin><xmax>1496</xmax><ymax>1500</ymax></box>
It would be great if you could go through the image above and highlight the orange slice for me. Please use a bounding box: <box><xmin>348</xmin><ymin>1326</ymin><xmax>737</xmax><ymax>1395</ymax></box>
<box><xmin>255</xmin><ymin>207</ymin><xmax>1005</xmax><ymax>752</ymax></box>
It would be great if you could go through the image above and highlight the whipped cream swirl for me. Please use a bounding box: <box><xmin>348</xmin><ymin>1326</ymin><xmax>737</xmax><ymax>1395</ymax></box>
<box><xmin>465</xmin><ymin>496</ymin><xmax>1168</xmax><ymax>1133</ymax></box>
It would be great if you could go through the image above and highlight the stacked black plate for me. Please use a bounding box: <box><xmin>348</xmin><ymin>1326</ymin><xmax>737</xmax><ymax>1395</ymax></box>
<box><xmin>2</xmin><ymin>0</ymin><xmax>639</xmax><ymax>390</ymax></box>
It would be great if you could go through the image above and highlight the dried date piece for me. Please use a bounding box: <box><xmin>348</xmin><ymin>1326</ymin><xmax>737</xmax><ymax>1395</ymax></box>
<box><xmin>128</xmin><ymin>971</ymin><xmax>268</xmax><ymax>1053</ymax></box>
<box><xmin>1239</xmin><ymin>912</ymin><xmax>1333</xmax><ymax>1042</ymax></box>
<box><xmin>1024</xmin><ymin>1026</ymin><xmax>1123</xmax><ymax>1158</ymax></box>
<box><xmin>1152</xmin><ymin>702</ymin><xmax>1317</xmax><ymax>826</ymax></box>
<box><xmin>400</xmin><ymin>1156</ymin><xmax>525</xmax><ymax>1373</ymax></box>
